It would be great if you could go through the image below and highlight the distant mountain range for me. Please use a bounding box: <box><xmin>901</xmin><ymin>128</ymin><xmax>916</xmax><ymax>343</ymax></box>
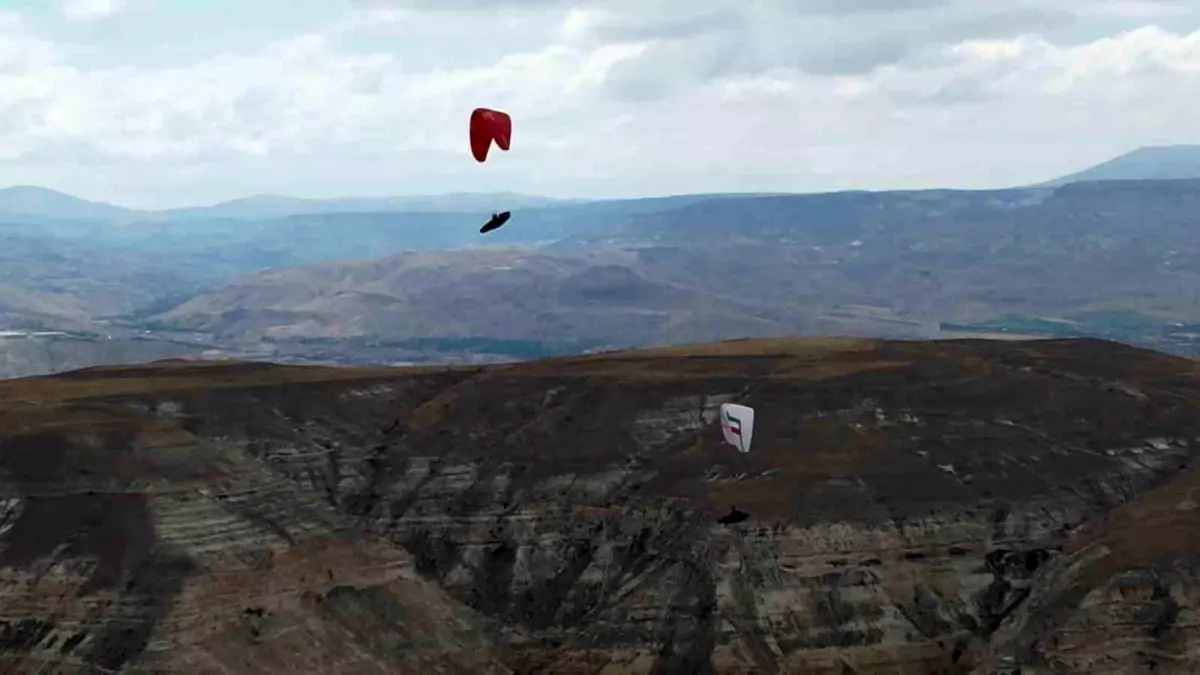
<box><xmin>0</xmin><ymin>145</ymin><xmax>1198</xmax><ymax>376</ymax></box>
<box><xmin>0</xmin><ymin>186</ymin><xmax>134</xmax><ymax>222</ymax></box>
<box><xmin>148</xmin><ymin>178</ymin><xmax>1200</xmax><ymax>353</ymax></box>
<box><xmin>0</xmin><ymin>144</ymin><xmax>1194</xmax><ymax>222</ymax></box>
<box><xmin>155</xmin><ymin>192</ymin><xmax>586</xmax><ymax>220</ymax></box>
<box><xmin>1037</xmin><ymin>145</ymin><xmax>1200</xmax><ymax>186</ymax></box>
<box><xmin>0</xmin><ymin>187</ymin><xmax>584</xmax><ymax>223</ymax></box>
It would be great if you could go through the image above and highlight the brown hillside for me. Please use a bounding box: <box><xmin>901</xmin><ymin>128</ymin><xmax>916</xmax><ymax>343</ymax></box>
<box><xmin>0</xmin><ymin>337</ymin><xmax>1197</xmax><ymax>673</ymax></box>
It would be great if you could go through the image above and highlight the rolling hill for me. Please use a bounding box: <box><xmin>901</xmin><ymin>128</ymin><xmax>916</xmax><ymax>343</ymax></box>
<box><xmin>148</xmin><ymin>249</ymin><xmax>803</xmax><ymax>350</ymax></box>
<box><xmin>0</xmin><ymin>185</ymin><xmax>138</xmax><ymax>221</ymax></box>
<box><xmin>0</xmin><ymin>233</ymin><xmax>226</xmax><ymax>329</ymax></box>
<box><xmin>143</xmin><ymin>179</ymin><xmax>1200</xmax><ymax>360</ymax></box>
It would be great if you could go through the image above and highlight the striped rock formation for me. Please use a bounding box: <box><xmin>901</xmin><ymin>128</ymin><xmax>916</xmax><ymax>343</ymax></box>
<box><xmin>0</xmin><ymin>337</ymin><xmax>1198</xmax><ymax>673</ymax></box>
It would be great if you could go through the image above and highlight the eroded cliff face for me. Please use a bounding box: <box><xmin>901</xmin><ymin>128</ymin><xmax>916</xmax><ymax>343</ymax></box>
<box><xmin>0</xmin><ymin>363</ymin><xmax>511</xmax><ymax>674</ymax></box>
<box><xmin>0</xmin><ymin>338</ymin><xmax>1198</xmax><ymax>673</ymax></box>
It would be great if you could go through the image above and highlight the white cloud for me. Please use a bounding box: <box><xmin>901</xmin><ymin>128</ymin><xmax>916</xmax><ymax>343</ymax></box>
<box><xmin>62</xmin><ymin>0</ymin><xmax>130</xmax><ymax>22</ymax></box>
<box><xmin>0</xmin><ymin>1</ymin><xmax>1192</xmax><ymax>206</ymax></box>
<box><xmin>1092</xmin><ymin>1</ymin><xmax>1194</xmax><ymax>17</ymax></box>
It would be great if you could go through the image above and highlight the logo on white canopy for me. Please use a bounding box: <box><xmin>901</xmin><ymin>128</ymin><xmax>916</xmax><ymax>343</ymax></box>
<box><xmin>719</xmin><ymin>403</ymin><xmax>754</xmax><ymax>453</ymax></box>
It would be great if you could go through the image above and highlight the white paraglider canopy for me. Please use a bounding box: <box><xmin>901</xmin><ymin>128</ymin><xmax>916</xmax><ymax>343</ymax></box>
<box><xmin>719</xmin><ymin>403</ymin><xmax>754</xmax><ymax>453</ymax></box>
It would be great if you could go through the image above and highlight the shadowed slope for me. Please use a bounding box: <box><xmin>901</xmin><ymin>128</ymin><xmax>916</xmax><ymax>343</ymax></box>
<box><xmin>0</xmin><ymin>359</ymin><xmax>506</xmax><ymax>673</ymax></box>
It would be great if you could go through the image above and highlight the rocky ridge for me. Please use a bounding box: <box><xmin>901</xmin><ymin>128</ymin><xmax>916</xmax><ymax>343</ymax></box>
<box><xmin>0</xmin><ymin>337</ymin><xmax>1197</xmax><ymax>673</ymax></box>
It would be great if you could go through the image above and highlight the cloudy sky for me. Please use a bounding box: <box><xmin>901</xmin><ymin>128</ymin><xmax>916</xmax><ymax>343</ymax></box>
<box><xmin>0</xmin><ymin>0</ymin><xmax>1194</xmax><ymax>208</ymax></box>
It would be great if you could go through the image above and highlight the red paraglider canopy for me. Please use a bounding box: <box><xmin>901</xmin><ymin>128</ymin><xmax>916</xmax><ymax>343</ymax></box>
<box><xmin>470</xmin><ymin>107</ymin><xmax>512</xmax><ymax>163</ymax></box>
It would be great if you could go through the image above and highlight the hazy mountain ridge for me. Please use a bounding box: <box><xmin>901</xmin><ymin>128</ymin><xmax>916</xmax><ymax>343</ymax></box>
<box><xmin>144</xmin><ymin>178</ymin><xmax>1200</xmax><ymax>359</ymax></box>
<box><xmin>0</xmin><ymin>232</ymin><xmax>226</xmax><ymax>329</ymax></box>
<box><xmin>0</xmin><ymin>185</ymin><xmax>137</xmax><ymax>221</ymax></box>
<box><xmin>155</xmin><ymin>191</ymin><xmax>583</xmax><ymax>221</ymax></box>
<box><xmin>149</xmin><ymin>249</ymin><xmax>798</xmax><ymax>349</ymax></box>
<box><xmin>0</xmin><ymin>193</ymin><xmax>758</xmax><ymax>276</ymax></box>
<box><xmin>0</xmin><ymin>147</ymin><xmax>1195</xmax><ymax>376</ymax></box>
<box><xmin>0</xmin><ymin>186</ymin><xmax>582</xmax><ymax>223</ymax></box>
<box><xmin>0</xmin><ymin>144</ymin><xmax>1184</xmax><ymax>225</ymax></box>
<box><xmin>1040</xmin><ymin>145</ymin><xmax>1200</xmax><ymax>186</ymax></box>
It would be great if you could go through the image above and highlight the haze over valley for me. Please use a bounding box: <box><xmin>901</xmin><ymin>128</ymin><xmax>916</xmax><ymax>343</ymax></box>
<box><xmin>0</xmin><ymin>145</ymin><xmax>1194</xmax><ymax>377</ymax></box>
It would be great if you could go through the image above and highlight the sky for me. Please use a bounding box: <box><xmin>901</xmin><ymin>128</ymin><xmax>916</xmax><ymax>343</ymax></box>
<box><xmin>0</xmin><ymin>0</ymin><xmax>1195</xmax><ymax>208</ymax></box>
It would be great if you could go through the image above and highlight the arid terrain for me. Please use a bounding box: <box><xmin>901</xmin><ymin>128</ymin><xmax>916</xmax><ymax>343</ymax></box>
<box><xmin>0</xmin><ymin>336</ymin><xmax>1197</xmax><ymax>673</ymax></box>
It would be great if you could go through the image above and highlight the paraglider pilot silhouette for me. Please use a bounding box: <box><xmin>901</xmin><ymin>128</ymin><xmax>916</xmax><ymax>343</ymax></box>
<box><xmin>481</xmin><ymin>211</ymin><xmax>511</xmax><ymax>234</ymax></box>
<box><xmin>718</xmin><ymin>506</ymin><xmax>749</xmax><ymax>525</ymax></box>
